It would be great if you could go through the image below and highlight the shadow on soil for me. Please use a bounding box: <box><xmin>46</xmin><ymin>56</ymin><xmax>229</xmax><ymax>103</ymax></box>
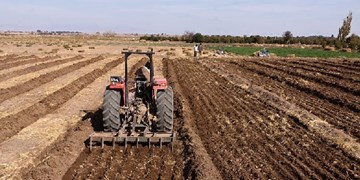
<box><xmin>82</xmin><ymin>108</ymin><xmax>104</xmax><ymax>131</ymax></box>
<box><xmin>80</xmin><ymin>108</ymin><xmax>104</xmax><ymax>147</ymax></box>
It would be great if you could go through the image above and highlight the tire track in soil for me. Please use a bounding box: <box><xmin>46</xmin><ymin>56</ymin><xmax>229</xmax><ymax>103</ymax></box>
<box><xmin>0</xmin><ymin>58</ymin><xmax>122</xmax><ymax>143</ymax></box>
<box><xmin>218</xmin><ymin>59</ymin><xmax>360</xmax><ymax>139</ymax></box>
<box><xmin>0</xmin><ymin>56</ymin><xmax>104</xmax><ymax>102</ymax></box>
<box><xmin>170</xmin><ymin>58</ymin><xmax>360</xmax><ymax>179</ymax></box>
<box><xmin>0</xmin><ymin>55</ymin><xmax>59</xmax><ymax>71</ymax></box>
<box><xmin>63</xmin><ymin>57</ymin><xmax>188</xmax><ymax>180</ymax></box>
<box><xmin>0</xmin><ymin>55</ymin><xmax>84</xmax><ymax>81</ymax></box>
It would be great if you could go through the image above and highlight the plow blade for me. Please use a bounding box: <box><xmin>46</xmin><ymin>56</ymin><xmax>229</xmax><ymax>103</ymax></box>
<box><xmin>89</xmin><ymin>131</ymin><xmax>176</xmax><ymax>151</ymax></box>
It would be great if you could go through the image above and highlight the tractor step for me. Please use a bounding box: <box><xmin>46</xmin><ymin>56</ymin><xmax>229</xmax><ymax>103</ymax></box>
<box><xmin>89</xmin><ymin>131</ymin><xmax>176</xmax><ymax>151</ymax></box>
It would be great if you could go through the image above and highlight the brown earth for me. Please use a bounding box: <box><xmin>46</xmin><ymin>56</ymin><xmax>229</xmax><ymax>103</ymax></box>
<box><xmin>0</xmin><ymin>48</ymin><xmax>359</xmax><ymax>179</ymax></box>
<box><xmin>0</xmin><ymin>56</ymin><xmax>104</xmax><ymax>102</ymax></box>
<box><xmin>0</xmin><ymin>55</ymin><xmax>83</xmax><ymax>81</ymax></box>
<box><xmin>0</xmin><ymin>55</ymin><xmax>59</xmax><ymax>71</ymax></box>
<box><xmin>0</xmin><ymin>57</ymin><xmax>123</xmax><ymax>143</ymax></box>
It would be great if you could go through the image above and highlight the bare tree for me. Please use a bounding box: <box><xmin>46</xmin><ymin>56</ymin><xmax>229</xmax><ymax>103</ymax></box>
<box><xmin>103</xmin><ymin>31</ymin><xmax>117</xmax><ymax>37</ymax></box>
<box><xmin>182</xmin><ymin>30</ymin><xmax>195</xmax><ymax>42</ymax></box>
<box><xmin>338</xmin><ymin>12</ymin><xmax>352</xmax><ymax>43</ymax></box>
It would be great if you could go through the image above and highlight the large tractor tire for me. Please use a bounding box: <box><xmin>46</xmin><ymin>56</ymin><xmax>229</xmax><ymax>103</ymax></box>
<box><xmin>102</xmin><ymin>89</ymin><xmax>121</xmax><ymax>132</ymax></box>
<box><xmin>156</xmin><ymin>87</ymin><xmax>174</xmax><ymax>132</ymax></box>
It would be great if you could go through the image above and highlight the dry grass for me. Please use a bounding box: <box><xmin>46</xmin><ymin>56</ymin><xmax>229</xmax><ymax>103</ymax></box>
<box><xmin>183</xmin><ymin>50</ymin><xmax>192</xmax><ymax>57</ymax></box>
<box><xmin>166</xmin><ymin>51</ymin><xmax>176</xmax><ymax>56</ymax></box>
<box><xmin>287</xmin><ymin>54</ymin><xmax>296</xmax><ymax>58</ymax></box>
<box><xmin>44</xmin><ymin>48</ymin><xmax>59</xmax><ymax>54</ymax></box>
<box><xmin>340</xmin><ymin>48</ymin><xmax>352</xmax><ymax>52</ymax></box>
<box><xmin>63</xmin><ymin>45</ymin><xmax>71</xmax><ymax>50</ymax></box>
<box><xmin>324</xmin><ymin>46</ymin><xmax>336</xmax><ymax>51</ymax></box>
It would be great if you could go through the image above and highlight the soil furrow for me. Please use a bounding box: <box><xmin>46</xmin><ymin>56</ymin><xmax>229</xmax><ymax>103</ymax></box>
<box><xmin>251</xmin><ymin>60</ymin><xmax>360</xmax><ymax>99</ymax></box>
<box><xmin>165</xmin><ymin>59</ymin><xmax>224</xmax><ymax>180</ymax></box>
<box><xmin>196</xmin><ymin>62</ymin><xmax>314</xmax><ymax>178</ymax></box>
<box><xmin>301</xmin><ymin>59</ymin><xmax>360</xmax><ymax>71</ymax></box>
<box><xmin>0</xmin><ymin>58</ymin><xmax>122</xmax><ymax>143</ymax></box>
<box><xmin>200</xmin><ymin>59</ymin><xmax>360</xmax><ymax>178</ymax></box>
<box><xmin>0</xmin><ymin>55</ymin><xmax>59</xmax><ymax>71</ymax></box>
<box><xmin>220</xmin><ymin>59</ymin><xmax>360</xmax><ymax>138</ymax></box>
<box><xmin>239</xmin><ymin>59</ymin><xmax>360</xmax><ymax>114</ymax></box>
<box><xmin>0</xmin><ymin>55</ymin><xmax>83</xmax><ymax>81</ymax></box>
<box><xmin>0</xmin><ymin>56</ymin><xmax>104</xmax><ymax>102</ymax></box>
<box><xmin>62</xmin><ymin>57</ymin><xmax>187</xmax><ymax>180</ymax></box>
<box><xmin>170</xmin><ymin>58</ymin><xmax>360</xmax><ymax>179</ymax></box>
<box><xmin>0</xmin><ymin>57</ymin><xmax>114</xmax><ymax>121</ymax></box>
<box><xmin>27</xmin><ymin>58</ymin><xmax>129</xmax><ymax>180</ymax></box>
<box><xmin>0</xmin><ymin>56</ymin><xmax>95</xmax><ymax>89</ymax></box>
<box><xmin>0</xmin><ymin>54</ymin><xmax>18</xmax><ymax>61</ymax></box>
<box><xmin>284</xmin><ymin>60</ymin><xmax>360</xmax><ymax>82</ymax></box>
<box><xmin>0</xmin><ymin>55</ymin><xmax>36</xmax><ymax>64</ymax></box>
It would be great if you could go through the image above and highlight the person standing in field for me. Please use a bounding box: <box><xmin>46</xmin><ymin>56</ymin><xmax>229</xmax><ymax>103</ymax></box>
<box><xmin>198</xmin><ymin>43</ymin><xmax>203</xmax><ymax>56</ymax></box>
<box><xmin>193</xmin><ymin>44</ymin><xmax>198</xmax><ymax>57</ymax></box>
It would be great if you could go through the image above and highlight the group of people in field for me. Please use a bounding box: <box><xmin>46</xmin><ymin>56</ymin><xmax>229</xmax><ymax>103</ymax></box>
<box><xmin>193</xmin><ymin>43</ymin><xmax>203</xmax><ymax>57</ymax></box>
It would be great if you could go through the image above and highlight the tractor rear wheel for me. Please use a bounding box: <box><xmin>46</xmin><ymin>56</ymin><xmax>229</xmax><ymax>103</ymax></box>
<box><xmin>156</xmin><ymin>87</ymin><xmax>174</xmax><ymax>132</ymax></box>
<box><xmin>103</xmin><ymin>89</ymin><xmax>121</xmax><ymax>132</ymax></box>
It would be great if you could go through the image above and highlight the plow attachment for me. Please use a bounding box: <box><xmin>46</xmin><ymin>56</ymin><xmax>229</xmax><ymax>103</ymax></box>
<box><xmin>89</xmin><ymin>131</ymin><xmax>176</xmax><ymax>150</ymax></box>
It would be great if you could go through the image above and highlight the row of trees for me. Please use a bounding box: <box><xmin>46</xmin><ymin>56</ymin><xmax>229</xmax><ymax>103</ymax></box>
<box><xmin>140</xmin><ymin>12</ymin><xmax>359</xmax><ymax>51</ymax></box>
<box><xmin>140</xmin><ymin>33</ymin><xmax>359</xmax><ymax>50</ymax></box>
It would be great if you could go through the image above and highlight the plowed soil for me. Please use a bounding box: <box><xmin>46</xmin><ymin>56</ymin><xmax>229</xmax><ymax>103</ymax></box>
<box><xmin>0</xmin><ymin>52</ymin><xmax>359</xmax><ymax>179</ymax></box>
<box><xmin>0</xmin><ymin>55</ymin><xmax>59</xmax><ymax>71</ymax></box>
<box><xmin>0</xmin><ymin>55</ymin><xmax>83</xmax><ymax>81</ymax></box>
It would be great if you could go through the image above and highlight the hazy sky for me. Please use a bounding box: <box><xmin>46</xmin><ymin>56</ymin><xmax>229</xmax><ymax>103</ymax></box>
<box><xmin>0</xmin><ymin>0</ymin><xmax>359</xmax><ymax>36</ymax></box>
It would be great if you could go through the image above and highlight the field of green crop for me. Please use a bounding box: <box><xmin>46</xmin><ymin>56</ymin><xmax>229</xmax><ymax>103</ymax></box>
<box><xmin>221</xmin><ymin>46</ymin><xmax>360</xmax><ymax>58</ymax></box>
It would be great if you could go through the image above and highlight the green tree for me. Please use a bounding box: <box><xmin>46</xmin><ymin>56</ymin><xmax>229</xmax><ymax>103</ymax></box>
<box><xmin>283</xmin><ymin>31</ymin><xmax>293</xmax><ymax>44</ymax></box>
<box><xmin>338</xmin><ymin>12</ymin><xmax>352</xmax><ymax>43</ymax></box>
<box><xmin>348</xmin><ymin>34</ymin><xmax>360</xmax><ymax>50</ymax></box>
<box><xmin>192</xmin><ymin>33</ymin><xmax>204</xmax><ymax>43</ymax></box>
<box><xmin>334</xmin><ymin>39</ymin><xmax>343</xmax><ymax>49</ymax></box>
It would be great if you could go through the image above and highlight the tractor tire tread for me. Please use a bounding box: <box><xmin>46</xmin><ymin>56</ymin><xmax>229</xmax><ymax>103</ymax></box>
<box><xmin>103</xmin><ymin>89</ymin><xmax>121</xmax><ymax>132</ymax></box>
<box><xmin>156</xmin><ymin>87</ymin><xmax>174</xmax><ymax>132</ymax></box>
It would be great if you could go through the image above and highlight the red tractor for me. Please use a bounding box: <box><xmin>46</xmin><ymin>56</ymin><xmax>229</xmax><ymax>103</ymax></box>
<box><xmin>89</xmin><ymin>49</ymin><xmax>175</xmax><ymax>149</ymax></box>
